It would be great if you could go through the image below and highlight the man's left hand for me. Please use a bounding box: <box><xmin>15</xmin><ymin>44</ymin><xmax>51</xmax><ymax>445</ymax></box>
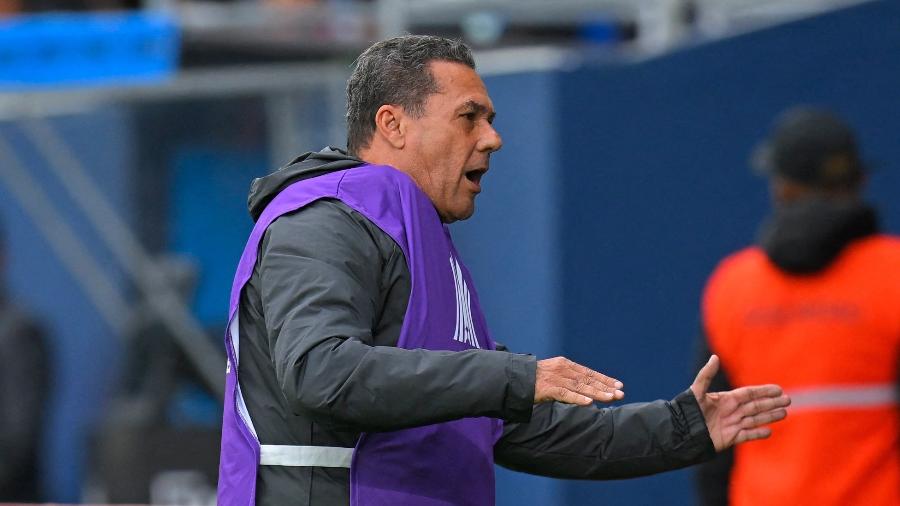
<box><xmin>690</xmin><ymin>355</ymin><xmax>791</xmax><ymax>451</ymax></box>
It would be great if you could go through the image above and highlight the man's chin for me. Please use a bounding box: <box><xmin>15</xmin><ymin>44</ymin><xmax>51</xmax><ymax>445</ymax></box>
<box><xmin>440</xmin><ymin>204</ymin><xmax>476</xmax><ymax>224</ymax></box>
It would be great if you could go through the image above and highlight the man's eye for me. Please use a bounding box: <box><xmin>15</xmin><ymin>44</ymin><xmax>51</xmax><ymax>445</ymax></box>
<box><xmin>462</xmin><ymin>112</ymin><xmax>476</xmax><ymax>120</ymax></box>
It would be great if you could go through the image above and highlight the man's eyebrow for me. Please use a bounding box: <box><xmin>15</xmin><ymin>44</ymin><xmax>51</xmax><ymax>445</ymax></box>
<box><xmin>460</xmin><ymin>100</ymin><xmax>496</xmax><ymax>121</ymax></box>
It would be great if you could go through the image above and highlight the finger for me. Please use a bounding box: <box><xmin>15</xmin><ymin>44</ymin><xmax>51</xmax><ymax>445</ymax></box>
<box><xmin>734</xmin><ymin>427</ymin><xmax>772</xmax><ymax>444</ymax></box>
<box><xmin>565</xmin><ymin>360</ymin><xmax>624</xmax><ymax>390</ymax></box>
<box><xmin>552</xmin><ymin>386</ymin><xmax>594</xmax><ymax>406</ymax></box>
<box><xmin>736</xmin><ymin>394</ymin><xmax>791</xmax><ymax>418</ymax></box>
<box><xmin>728</xmin><ymin>384</ymin><xmax>784</xmax><ymax>404</ymax></box>
<box><xmin>555</xmin><ymin>361</ymin><xmax>624</xmax><ymax>401</ymax></box>
<box><xmin>691</xmin><ymin>355</ymin><xmax>719</xmax><ymax>396</ymax></box>
<box><xmin>565</xmin><ymin>376</ymin><xmax>623</xmax><ymax>402</ymax></box>
<box><xmin>550</xmin><ymin>370</ymin><xmax>618</xmax><ymax>402</ymax></box>
<box><xmin>739</xmin><ymin>408</ymin><xmax>788</xmax><ymax>429</ymax></box>
<box><xmin>581</xmin><ymin>376</ymin><xmax>625</xmax><ymax>401</ymax></box>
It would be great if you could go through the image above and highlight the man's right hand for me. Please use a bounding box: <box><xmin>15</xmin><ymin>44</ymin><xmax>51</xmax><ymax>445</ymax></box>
<box><xmin>534</xmin><ymin>356</ymin><xmax>625</xmax><ymax>405</ymax></box>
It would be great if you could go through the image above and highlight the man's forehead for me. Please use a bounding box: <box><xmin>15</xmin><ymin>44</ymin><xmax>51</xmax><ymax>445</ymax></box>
<box><xmin>430</xmin><ymin>61</ymin><xmax>490</xmax><ymax>96</ymax></box>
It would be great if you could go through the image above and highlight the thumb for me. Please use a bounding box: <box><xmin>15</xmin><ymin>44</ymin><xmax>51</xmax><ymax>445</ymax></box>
<box><xmin>691</xmin><ymin>354</ymin><xmax>719</xmax><ymax>397</ymax></box>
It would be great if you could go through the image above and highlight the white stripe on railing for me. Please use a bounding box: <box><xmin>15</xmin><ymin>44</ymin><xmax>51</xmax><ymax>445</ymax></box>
<box><xmin>259</xmin><ymin>445</ymin><xmax>354</xmax><ymax>468</ymax></box>
<box><xmin>787</xmin><ymin>384</ymin><xmax>898</xmax><ymax>410</ymax></box>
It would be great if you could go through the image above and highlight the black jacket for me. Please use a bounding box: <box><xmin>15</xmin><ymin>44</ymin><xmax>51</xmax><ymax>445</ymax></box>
<box><xmin>238</xmin><ymin>148</ymin><xmax>716</xmax><ymax>505</ymax></box>
<box><xmin>0</xmin><ymin>296</ymin><xmax>49</xmax><ymax>502</ymax></box>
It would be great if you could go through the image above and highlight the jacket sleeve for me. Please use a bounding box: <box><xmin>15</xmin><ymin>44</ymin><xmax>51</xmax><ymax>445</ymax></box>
<box><xmin>693</xmin><ymin>328</ymin><xmax>734</xmax><ymax>506</ymax></box>
<box><xmin>0</xmin><ymin>312</ymin><xmax>48</xmax><ymax>489</ymax></box>
<box><xmin>494</xmin><ymin>387</ymin><xmax>716</xmax><ymax>480</ymax></box>
<box><xmin>258</xmin><ymin>199</ymin><xmax>536</xmax><ymax>432</ymax></box>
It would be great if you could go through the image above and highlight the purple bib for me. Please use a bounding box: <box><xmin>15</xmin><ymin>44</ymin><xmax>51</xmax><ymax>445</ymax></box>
<box><xmin>218</xmin><ymin>164</ymin><xmax>502</xmax><ymax>505</ymax></box>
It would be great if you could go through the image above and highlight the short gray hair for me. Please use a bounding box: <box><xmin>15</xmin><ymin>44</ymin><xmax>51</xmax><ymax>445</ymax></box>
<box><xmin>346</xmin><ymin>35</ymin><xmax>475</xmax><ymax>155</ymax></box>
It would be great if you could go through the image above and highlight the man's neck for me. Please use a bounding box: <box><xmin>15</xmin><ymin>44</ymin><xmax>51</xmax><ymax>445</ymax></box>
<box><xmin>357</xmin><ymin>144</ymin><xmax>407</xmax><ymax>172</ymax></box>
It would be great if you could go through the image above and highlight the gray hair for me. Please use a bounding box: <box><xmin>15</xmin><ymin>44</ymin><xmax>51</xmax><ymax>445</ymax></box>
<box><xmin>346</xmin><ymin>35</ymin><xmax>475</xmax><ymax>155</ymax></box>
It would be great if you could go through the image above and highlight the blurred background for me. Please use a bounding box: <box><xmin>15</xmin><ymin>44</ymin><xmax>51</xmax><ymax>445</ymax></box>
<box><xmin>0</xmin><ymin>0</ymin><xmax>897</xmax><ymax>504</ymax></box>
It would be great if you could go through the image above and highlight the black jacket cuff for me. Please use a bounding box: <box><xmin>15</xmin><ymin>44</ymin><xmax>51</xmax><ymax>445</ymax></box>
<box><xmin>504</xmin><ymin>353</ymin><xmax>536</xmax><ymax>423</ymax></box>
<box><xmin>672</xmin><ymin>388</ymin><xmax>717</xmax><ymax>462</ymax></box>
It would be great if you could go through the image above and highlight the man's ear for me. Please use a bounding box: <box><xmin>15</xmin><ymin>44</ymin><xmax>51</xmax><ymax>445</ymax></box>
<box><xmin>373</xmin><ymin>105</ymin><xmax>406</xmax><ymax>150</ymax></box>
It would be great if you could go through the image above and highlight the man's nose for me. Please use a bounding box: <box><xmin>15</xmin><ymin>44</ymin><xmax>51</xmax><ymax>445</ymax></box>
<box><xmin>478</xmin><ymin>124</ymin><xmax>503</xmax><ymax>153</ymax></box>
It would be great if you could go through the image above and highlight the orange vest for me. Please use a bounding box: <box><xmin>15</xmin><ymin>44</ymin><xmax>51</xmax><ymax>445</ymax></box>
<box><xmin>703</xmin><ymin>235</ymin><xmax>900</xmax><ymax>506</ymax></box>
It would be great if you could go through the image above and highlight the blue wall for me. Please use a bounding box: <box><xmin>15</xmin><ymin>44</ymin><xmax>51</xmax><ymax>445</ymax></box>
<box><xmin>169</xmin><ymin>148</ymin><xmax>264</xmax><ymax>325</ymax></box>
<box><xmin>0</xmin><ymin>109</ymin><xmax>133</xmax><ymax>501</ymax></box>
<box><xmin>455</xmin><ymin>1</ymin><xmax>900</xmax><ymax>505</ymax></box>
<box><xmin>451</xmin><ymin>71</ymin><xmax>565</xmax><ymax>506</ymax></box>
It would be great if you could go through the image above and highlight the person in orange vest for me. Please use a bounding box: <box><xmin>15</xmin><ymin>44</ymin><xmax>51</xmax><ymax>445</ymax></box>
<box><xmin>695</xmin><ymin>106</ymin><xmax>900</xmax><ymax>506</ymax></box>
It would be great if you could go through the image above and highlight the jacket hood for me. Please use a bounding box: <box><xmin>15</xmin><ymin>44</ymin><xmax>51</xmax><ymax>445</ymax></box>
<box><xmin>247</xmin><ymin>147</ymin><xmax>363</xmax><ymax>221</ymax></box>
<box><xmin>757</xmin><ymin>197</ymin><xmax>879</xmax><ymax>275</ymax></box>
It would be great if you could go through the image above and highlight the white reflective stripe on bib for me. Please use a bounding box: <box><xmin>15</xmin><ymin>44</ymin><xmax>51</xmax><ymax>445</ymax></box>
<box><xmin>232</xmin><ymin>314</ymin><xmax>353</xmax><ymax>469</ymax></box>
<box><xmin>259</xmin><ymin>445</ymin><xmax>354</xmax><ymax>468</ymax></box>
<box><xmin>230</xmin><ymin>314</ymin><xmax>259</xmax><ymax>440</ymax></box>
<box><xmin>787</xmin><ymin>384</ymin><xmax>898</xmax><ymax>411</ymax></box>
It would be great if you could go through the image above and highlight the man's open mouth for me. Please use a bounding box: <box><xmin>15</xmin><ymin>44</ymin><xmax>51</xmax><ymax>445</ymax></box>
<box><xmin>465</xmin><ymin>168</ymin><xmax>487</xmax><ymax>185</ymax></box>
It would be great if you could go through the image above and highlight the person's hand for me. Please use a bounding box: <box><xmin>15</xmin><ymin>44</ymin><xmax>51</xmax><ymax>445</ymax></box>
<box><xmin>691</xmin><ymin>355</ymin><xmax>791</xmax><ymax>451</ymax></box>
<box><xmin>534</xmin><ymin>356</ymin><xmax>625</xmax><ymax>406</ymax></box>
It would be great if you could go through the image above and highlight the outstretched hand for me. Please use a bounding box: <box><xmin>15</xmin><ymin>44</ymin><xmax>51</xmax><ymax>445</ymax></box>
<box><xmin>690</xmin><ymin>355</ymin><xmax>791</xmax><ymax>451</ymax></box>
<box><xmin>534</xmin><ymin>356</ymin><xmax>625</xmax><ymax>406</ymax></box>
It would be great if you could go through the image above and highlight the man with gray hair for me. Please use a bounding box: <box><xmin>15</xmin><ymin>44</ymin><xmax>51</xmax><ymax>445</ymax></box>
<box><xmin>218</xmin><ymin>35</ymin><xmax>790</xmax><ymax>505</ymax></box>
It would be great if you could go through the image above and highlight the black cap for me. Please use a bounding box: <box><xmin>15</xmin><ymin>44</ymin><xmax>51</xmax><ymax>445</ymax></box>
<box><xmin>752</xmin><ymin>106</ymin><xmax>866</xmax><ymax>188</ymax></box>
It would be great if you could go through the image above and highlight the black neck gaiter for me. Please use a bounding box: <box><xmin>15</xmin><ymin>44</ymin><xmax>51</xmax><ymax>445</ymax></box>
<box><xmin>758</xmin><ymin>198</ymin><xmax>879</xmax><ymax>275</ymax></box>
